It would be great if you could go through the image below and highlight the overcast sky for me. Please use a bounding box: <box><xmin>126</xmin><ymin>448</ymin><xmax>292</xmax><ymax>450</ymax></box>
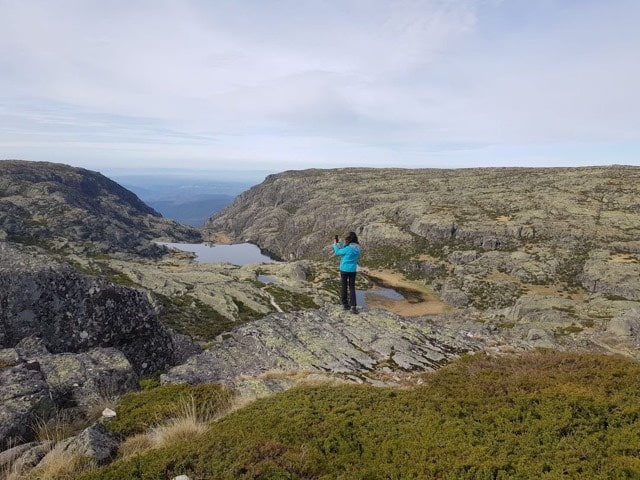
<box><xmin>1</xmin><ymin>0</ymin><xmax>639</xmax><ymax>173</ymax></box>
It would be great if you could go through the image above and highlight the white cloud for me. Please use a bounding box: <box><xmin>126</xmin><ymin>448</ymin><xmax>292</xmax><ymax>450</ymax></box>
<box><xmin>0</xmin><ymin>0</ymin><xmax>638</xmax><ymax>170</ymax></box>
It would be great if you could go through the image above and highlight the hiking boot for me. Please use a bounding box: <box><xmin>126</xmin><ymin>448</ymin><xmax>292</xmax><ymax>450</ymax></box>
<box><xmin>343</xmin><ymin>305</ymin><xmax>350</xmax><ymax>311</ymax></box>
<box><xmin>351</xmin><ymin>306</ymin><xmax>359</xmax><ymax>314</ymax></box>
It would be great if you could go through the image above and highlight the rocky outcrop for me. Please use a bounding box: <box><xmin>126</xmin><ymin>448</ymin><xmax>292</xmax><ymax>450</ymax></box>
<box><xmin>0</xmin><ymin>242</ymin><xmax>175</xmax><ymax>374</ymax></box>
<box><xmin>55</xmin><ymin>423</ymin><xmax>119</xmax><ymax>464</ymax></box>
<box><xmin>0</xmin><ymin>441</ymin><xmax>53</xmax><ymax>475</ymax></box>
<box><xmin>37</xmin><ymin>347</ymin><xmax>138</xmax><ymax>411</ymax></box>
<box><xmin>0</xmin><ymin>362</ymin><xmax>54</xmax><ymax>451</ymax></box>
<box><xmin>581</xmin><ymin>250</ymin><xmax>640</xmax><ymax>301</ymax></box>
<box><xmin>0</xmin><ymin>423</ymin><xmax>119</xmax><ymax>475</ymax></box>
<box><xmin>0</xmin><ymin>341</ymin><xmax>139</xmax><ymax>450</ymax></box>
<box><xmin>0</xmin><ymin>160</ymin><xmax>200</xmax><ymax>255</ymax></box>
<box><xmin>162</xmin><ymin>306</ymin><xmax>481</xmax><ymax>393</ymax></box>
<box><xmin>204</xmin><ymin>166</ymin><xmax>640</xmax><ymax>261</ymax></box>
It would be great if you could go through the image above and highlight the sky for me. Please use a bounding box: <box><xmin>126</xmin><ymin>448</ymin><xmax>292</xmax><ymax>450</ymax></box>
<box><xmin>1</xmin><ymin>0</ymin><xmax>639</xmax><ymax>174</ymax></box>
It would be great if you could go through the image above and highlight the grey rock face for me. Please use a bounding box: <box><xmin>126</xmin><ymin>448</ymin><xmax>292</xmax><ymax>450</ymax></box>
<box><xmin>0</xmin><ymin>441</ymin><xmax>52</xmax><ymax>475</ymax></box>
<box><xmin>526</xmin><ymin>328</ymin><xmax>556</xmax><ymax>348</ymax></box>
<box><xmin>0</xmin><ymin>346</ymin><xmax>138</xmax><ymax>453</ymax></box>
<box><xmin>507</xmin><ymin>296</ymin><xmax>577</xmax><ymax>327</ymax></box>
<box><xmin>168</xmin><ymin>330</ymin><xmax>203</xmax><ymax>365</ymax></box>
<box><xmin>581</xmin><ymin>250</ymin><xmax>640</xmax><ymax>301</ymax></box>
<box><xmin>38</xmin><ymin>348</ymin><xmax>138</xmax><ymax>410</ymax></box>
<box><xmin>0</xmin><ymin>363</ymin><xmax>54</xmax><ymax>450</ymax></box>
<box><xmin>606</xmin><ymin>310</ymin><xmax>640</xmax><ymax>340</ymax></box>
<box><xmin>449</xmin><ymin>250</ymin><xmax>478</xmax><ymax>265</ymax></box>
<box><xmin>440</xmin><ymin>285</ymin><xmax>470</xmax><ymax>307</ymax></box>
<box><xmin>162</xmin><ymin>306</ymin><xmax>480</xmax><ymax>388</ymax></box>
<box><xmin>0</xmin><ymin>243</ymin><xmax>175</xmax><ymax>374</ymax></box>
<box><xmin>0</xmin><ymin>347</ymin><xmax>19</xmax><ymax>366</ymax></box>
<box><xmin>56</xmin><ymin>423</ymin><xmax>119</xmax><ymax>464</ymax></box>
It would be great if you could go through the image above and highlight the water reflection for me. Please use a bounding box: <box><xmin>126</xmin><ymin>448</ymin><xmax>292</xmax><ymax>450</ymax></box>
<box><xmin>159</xmin><ymin>242</ymin><xmax>275</xmax><ymax>266</ymax></box>
<box><xmin>256</xmin><ymin>274</ymin><xmax>278</xmax><ymax>284</ymax></box>
<box><xmin>356</xmin><ymin>288</ymin><xmax>405</xmax><ymax>307</ymax></box>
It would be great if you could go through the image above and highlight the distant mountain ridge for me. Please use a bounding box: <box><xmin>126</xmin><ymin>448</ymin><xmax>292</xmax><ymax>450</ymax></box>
<box><xmin>145</xmin><ymin>194</ymin><xmax>235</xmax><ymax>227</ymax></box>
<box><xmin>112</xmin><ymin>172</ymin><xmax>259</xmax><ymax>227</ymax></box>
<box><xmin>0</xmin><ymin>160</ymin><xmax>201</xmax><ymax>255</ymax></box>
<box><xmin>204</xmin><ymin>166</ymin><xmax>640</xmax><ymax>261</ymax></box>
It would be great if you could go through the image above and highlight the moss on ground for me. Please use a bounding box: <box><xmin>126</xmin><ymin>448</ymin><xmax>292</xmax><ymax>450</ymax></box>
<box><xmin>81</xmin><ymin>351</ymin><xmax>640</xmax><ymax>479</ymax></box>
<box><xmin>264</xmin><ymin>285</ymin><xmax>319</xmax><ymax>311</ymax></box>
<box><xmin>155</xmin><ymin>293</ymin><xmax>240</xmax><ymax>340</ymax></box>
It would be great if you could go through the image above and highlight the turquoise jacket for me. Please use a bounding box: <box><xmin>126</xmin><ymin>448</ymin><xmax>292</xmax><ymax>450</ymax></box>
<box><xmin>333</xmin><ymin>242</ymin><xmax>362</xmax><ymax>272</ymax></box>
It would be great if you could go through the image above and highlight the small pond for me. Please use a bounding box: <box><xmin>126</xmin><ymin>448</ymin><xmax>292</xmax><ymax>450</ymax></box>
<box><xmin>159</xmin><ymin>242</ymin><xmax>275</xmax><ymax>266</ymax></box>
<box><xmin>357</xmin><ymin>288</ymin><xmax>405</xmax><ymax>307</ymax></box>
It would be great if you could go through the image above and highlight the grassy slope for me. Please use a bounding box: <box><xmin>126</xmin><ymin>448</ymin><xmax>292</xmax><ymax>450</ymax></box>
<box><xmin>80</xmin><ymin>352</ymin><xmax>640</xmax><ymax>480</ymax></box>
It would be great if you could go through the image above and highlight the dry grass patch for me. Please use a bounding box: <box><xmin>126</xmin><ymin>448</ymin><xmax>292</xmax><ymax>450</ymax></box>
<box><xmin>256</xmin><ymin>369</ymin><xmax>349</xmax><ymax>387</ymax></box>
<box><xmin>106</xmin><ymin>385</ymin><xmax>236</xmax><ymax>462</ymax></box>
<box><xmin>413</xmin><ymin>253</ymin><xmax>442</xmax><ymax>262</ymax></box>
<box><xmin>27</xmin><ymin>444</ymin><xmax>92</xmax><ymax>480</ymax></box>
<box><xmin>117</xmin><ymin>433</ymin><xmax>155</xmax><ymax>460</ymax></box>
<box><xmin>115</xmin><ymin>393</ymin><xmax>232</xmax><ymax>460</ymax></box>
<box><xmin>209</xmin><ymin>232</ymin><xmax>232</xmax><ymax>244</ymax></box>
<box><xmin>609</xmin><ymin>253</ymin><xmax>639</xmax><ymax>264</ymax></box>
<box><xmin>523</xmin><ymin>284</ymin><xmax>587</xmax><ymax>301</ymax></box>
<box><xmin>150</xmin><ymin>415</ymin><xmax>209</xmax><ymax>449</ymax></box>
<box><xmin>33</xmin><ymin>411</ymin><xmax>77</xmax><ymax>444</ymax></box>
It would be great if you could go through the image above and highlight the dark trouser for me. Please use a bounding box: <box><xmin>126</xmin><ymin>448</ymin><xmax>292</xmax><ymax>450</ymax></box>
<box><xmin>340</xmin><ymin>271</ymin><xmax>357</xmax><ymax>307</ymax></box>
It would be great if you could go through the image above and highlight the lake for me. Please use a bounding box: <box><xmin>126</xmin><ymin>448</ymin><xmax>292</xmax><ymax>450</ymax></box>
<box><xmin>159</xmin><ymin>242</ymin><xmax>275</xmax><ymax>265</ymax></box>
<box><xmin>160</xmin><ymin>243</ymin><xmax>405</xmax><ymax>308</ymax></box>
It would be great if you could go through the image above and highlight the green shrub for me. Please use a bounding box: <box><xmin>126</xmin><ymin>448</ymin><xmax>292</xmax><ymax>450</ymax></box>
<box><xmin>82</xmin><ymin>352</ymin><xmax>640</xmax><ymax>479</ymax></box>
<box><xmin>106</xmin><ymin>384</ymin><xmax>233</xmax><ymax>437</ymax></box>
<box><xmin>139</xmin><ymin>374</ymin><xmax>161</xmax><ymax>391</ymax></box>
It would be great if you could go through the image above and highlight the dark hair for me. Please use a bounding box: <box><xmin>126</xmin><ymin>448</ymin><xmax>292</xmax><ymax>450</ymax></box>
<box><xmin>345</xmin><ymin>231</ymin><xmax>359</xmax><ymax>244</ymax></box>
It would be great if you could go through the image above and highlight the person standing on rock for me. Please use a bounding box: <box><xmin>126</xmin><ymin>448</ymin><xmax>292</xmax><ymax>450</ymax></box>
<box><xmin>333</xmin><ymin>231</ymin><xmax>362</xmax><ymax>313</ymax></box>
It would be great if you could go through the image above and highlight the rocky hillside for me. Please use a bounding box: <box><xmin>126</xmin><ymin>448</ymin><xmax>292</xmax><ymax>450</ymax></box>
<box><xmin>204</xmin><ymin>166</ymin><xmax>640</xmax><ymax>259</ymax></box>
<box><xmin>3</xmin><ymin>164</ymin><xmax>640</xmax><ymax>477</ymax></box>
<box><xmin>0</xmin><ymin>160</ymin><xmax>200</xmax><ymax>255</ymax></box>
<box><xmin>204</xmin><ymin>166</ymin><xmax>640</xmax><ymax>310</ymax></box>
<box><xmin>0</xmin><ymin>242</ymin><xmax>200</xmax><ymax>450</ymax></box>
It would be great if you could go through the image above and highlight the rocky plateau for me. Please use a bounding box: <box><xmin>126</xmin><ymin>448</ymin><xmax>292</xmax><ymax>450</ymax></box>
<box><xmin>2</xmin><ymin>162</ymin><xmax>640</xmax><ymax>475</ymax></box>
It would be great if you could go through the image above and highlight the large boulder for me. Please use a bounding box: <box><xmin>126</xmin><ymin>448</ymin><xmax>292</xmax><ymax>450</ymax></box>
<box><xmin>606</xmin><ymin>309</ymin><xmax>640</xmax><ymax>342</ymax></box>
<box><xmin>0</xmin><ymin>243</ymin><xmax>175</xmax><ymax>374</ymax></box>
<box><xmin>0</xmin><ymin>344</ymin><xmax>138</xmax><ymax>453</ymax></box>
<box><xmin>0</xmin><ymin>362</ymin><xmax>54</xmax><ymax>450</ymax></box>
<box><xmin>37</xmin><ymin>347</ymin><xmax>138</xmax><ymax>411</ymax></box>
<box><xmin>56</xmin><ymin>423</ymin><xmax>119</xmax><ymax>465</ymax></box>
<box><xmin>0</xmin><ymin>441</ymin><xmax>52</xmax><ymax>475</ymax></box>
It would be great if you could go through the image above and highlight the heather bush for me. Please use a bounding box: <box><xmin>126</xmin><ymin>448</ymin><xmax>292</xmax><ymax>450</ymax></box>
<box><xmin>81</xmin><ymin>352</ymin><xmax>640</xmax><ymax>479</ymax></box>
